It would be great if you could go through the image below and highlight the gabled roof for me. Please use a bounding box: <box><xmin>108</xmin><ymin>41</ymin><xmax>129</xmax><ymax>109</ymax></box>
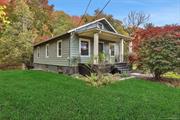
<box><xmin>34</xmin><ymin>18</ymin><xmax>130</xmax><ymax>47</ymax></box>
<box><xmin>68</xmin><ymin>18</ymin><xmax>118</xmax><ymax>33</ymax></box>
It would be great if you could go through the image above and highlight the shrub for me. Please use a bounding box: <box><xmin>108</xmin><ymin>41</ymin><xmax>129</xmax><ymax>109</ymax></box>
<box><xmin>139</xmin><ymin>35</ymin><xmax>179</xmax><ymax>80</ymax></box>
<box><xmin>85</xmin><ymin>73</ymin><xmax>113</xmax><ymax>87</ymax></box>
<box><xmin>98</xmin><ymin>52</ymin><xmax>106</xmax><ymax>64</ymax></box>
<box><xmin>120</xmin><ymin>72</ymin><xmax>129</xmax><ymax>78</ymax></box>
<box><xmin>163</xmin><ymin>72</ymin><xmax>180</xmax><ymax>79</ymax></box>
<box><xmin>130</xmin><ymin>26</ymin><xmax>180</xmax><ymax>80</ymax></box>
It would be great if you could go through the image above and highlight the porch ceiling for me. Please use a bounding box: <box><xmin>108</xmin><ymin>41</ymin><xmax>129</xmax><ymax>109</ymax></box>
<box><xmin>77</xmin><ymin>28</ymin><xmax>131</xmax><ymax>42</ymax></box>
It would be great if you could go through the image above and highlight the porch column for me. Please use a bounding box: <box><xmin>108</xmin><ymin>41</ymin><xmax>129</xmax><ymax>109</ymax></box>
<box><xmin>119</xmin><ymin>39</ymin><xmax>124</xmax><ymax>62</ymax></box>
<box><xmin>129</xmin><ymin>41</ymin><xmax>133</xmax><ymax>54</ymax></box>
<box><xmin>93</xmin><ymin>33</ymin><xmax>99</xmax><ymax>64</ymax></box>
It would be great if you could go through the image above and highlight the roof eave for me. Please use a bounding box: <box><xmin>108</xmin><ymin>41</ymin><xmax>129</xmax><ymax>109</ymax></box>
<box><xmin>77</xmin><ymin>28</ymin><xmax>131</xmax><ymax>40</ymax></box>
<box><xmin>33</xmin><ymin>32</ymin><xmax>70</xmax><ymax>47</ymax></box>
<box><xmin>68</xmin><ymin>18</ymin><xmax>118</xmax><ymax>33</ymax></box>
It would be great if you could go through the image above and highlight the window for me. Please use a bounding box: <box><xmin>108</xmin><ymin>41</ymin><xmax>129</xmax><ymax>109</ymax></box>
<box><xmin>98</xmin><ymin>23</ymin><xmax>104</xmax><ymax>29</ymax></box>
<box><xmin>80</xmin><ymin>39</ymin><xmax>90</xmax><ymax>57</ymax></box>
<box><xmin>99</xmin><ymin>42</ymin><xmax>104</xmax><ymax>53</ymax></box>
<box><xmin>109</xmin><ymin>44</ymin><xmax>115</xmax><ymax>57</ymax></box>
<box><xmin>37</xmin><ymin>47</ymin><xmax>40</xmax><ymax>58</ymax></box>
<box><xmin>57</xmin><ymin>40</ymin><xmax>62</xmax><ymax>57</ymax></box>
<box><xmin>45</xmin><ymin>44</ymin><xmax>49</xmax><ymax>58</ymax></box>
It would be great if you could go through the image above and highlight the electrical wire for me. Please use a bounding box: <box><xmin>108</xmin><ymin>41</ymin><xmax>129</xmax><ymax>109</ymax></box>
<box><xmin>78</xmin><ymin>0</ymin><xmax>92</xmax><ymax>26</ymax></box>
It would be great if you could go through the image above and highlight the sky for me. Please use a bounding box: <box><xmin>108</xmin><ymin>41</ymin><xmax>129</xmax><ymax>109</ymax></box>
<box><xmin>49</xmin><ymin>0</ymin><xmax>180</xmax><ymax>26</ymax></box>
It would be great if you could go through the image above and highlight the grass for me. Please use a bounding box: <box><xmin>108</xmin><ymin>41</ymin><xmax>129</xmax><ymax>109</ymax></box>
<box><xmin>0</xmin><ymin>70</ymin><xmax>179</xmax><ymax>120</ymax></box>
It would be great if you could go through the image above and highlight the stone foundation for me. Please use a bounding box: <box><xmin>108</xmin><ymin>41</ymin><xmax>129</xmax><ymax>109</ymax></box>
<box><xmin>34</xmin><ymin>63</ymin><xmax>78</xmax><ymax>74</ymax></box>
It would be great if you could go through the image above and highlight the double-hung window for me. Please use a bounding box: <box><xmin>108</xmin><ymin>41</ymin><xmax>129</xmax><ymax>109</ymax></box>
<box><xmin>57</xmin><ymin>40</ymin><xmax>62</xmax><ymax>57</ymax></box>
<box><xmin>45</xmin><ymin>44</ymin><xmax>49</xmax><ymax>58</ymax></box>
<box><xmin>80</xmin><ymin>39</ymin><xmax>90</xmax><ymax>57</ymax></box>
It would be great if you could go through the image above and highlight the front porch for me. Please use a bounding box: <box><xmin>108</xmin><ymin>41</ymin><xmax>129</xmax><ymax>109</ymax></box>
<box><xmin>77</xmin><ymin>28</ymin><xmax>132</xmax><ymax>64</ymax></box>
<box><xmin>78</xmin><ymin>62</ymin><xmax>130</xmax><ymax>76</ymax></box>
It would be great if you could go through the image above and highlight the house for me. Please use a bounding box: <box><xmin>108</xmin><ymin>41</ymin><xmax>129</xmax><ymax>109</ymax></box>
<box><xmin>33</xmin><ymin>18</ymin><xmax>132</xmax><ymax>74</ymax></box>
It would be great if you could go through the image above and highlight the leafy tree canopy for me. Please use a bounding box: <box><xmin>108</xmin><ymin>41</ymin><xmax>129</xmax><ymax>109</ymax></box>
<box><xmin>131</xmin><ymin>25</ymin><xmax>180</xmax><ymax>80</ymax></box>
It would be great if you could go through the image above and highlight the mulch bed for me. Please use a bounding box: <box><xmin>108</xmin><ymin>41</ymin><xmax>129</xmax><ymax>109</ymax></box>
<box><xmin>137</xmin><ymin>76</ymin><xmax>180</xmax><ymax>88</ymax></box>
<box><xmin>0</xmin><ymin>64</ymin><xmax>22</xmax><ymax>70</ymax></box>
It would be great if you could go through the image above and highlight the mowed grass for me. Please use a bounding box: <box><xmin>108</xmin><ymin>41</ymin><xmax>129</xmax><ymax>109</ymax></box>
<box><xmin>0</xmin><ymin>70</ymin><xmax>179</xmax><ymax>120</ymax></box>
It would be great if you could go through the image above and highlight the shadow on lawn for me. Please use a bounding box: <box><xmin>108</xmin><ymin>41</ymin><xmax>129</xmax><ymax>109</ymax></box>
<box><xmin>138</xmin><ymin>76</ymin><xmax>180</xmax><ymax>88</ymax></box>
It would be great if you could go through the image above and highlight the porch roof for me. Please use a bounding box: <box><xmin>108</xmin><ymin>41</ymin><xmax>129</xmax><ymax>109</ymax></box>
<box><xmin>77</xmin><ymin>28</ymin><xmax>131</xmax><ymax>42</ymax></box>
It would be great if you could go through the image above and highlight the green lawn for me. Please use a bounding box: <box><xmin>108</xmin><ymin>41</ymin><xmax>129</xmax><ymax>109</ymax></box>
<box><xmin>0</xmin><ymin>70</ymin><xmax>179</xmax><ymax>120</ymax></box>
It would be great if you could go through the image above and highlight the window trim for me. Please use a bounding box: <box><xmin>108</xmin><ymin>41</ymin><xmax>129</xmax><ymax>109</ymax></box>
<box><xmin>98</xmin><ymin>22</ymin><xmax>104</xmax><ymax>29</ymax></box>
<box><xmin>57</xmin><ymin>40</ymin><xmax>62</xmax><ymax>57</ymax></box>
<box><xmin>79</xmin><ymin>38</ymin><xmax>91</xmax><ymax>57</ymax></box>
<box><xmin>37</xmin><ymin>46</ymin><xmax>40</xmax><ymax>58</ymax></box>
<box><xmin>109</xmin><ymin>43</ymin><xmax>115</xmax><ymax>57</ymax></box>
<box><xmin>45</xmin><ymin>44</ymin><xmax>49</xmax><ymax>58</ymax></box>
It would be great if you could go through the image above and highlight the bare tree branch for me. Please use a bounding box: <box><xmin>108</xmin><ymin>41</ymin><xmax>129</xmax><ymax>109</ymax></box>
<box><xmin>125</xmin><ymin>11</ymin><xmax>150</xmax><ymax>27</ymax></box>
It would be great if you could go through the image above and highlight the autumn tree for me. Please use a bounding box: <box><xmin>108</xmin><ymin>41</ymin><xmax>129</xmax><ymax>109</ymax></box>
<box><xmin>0</xmin><ymin>0</ymin><xmax>8</xmax><ymax>5</ymax></box>
<box><xmin>0</xmin><ymin>0</ymin><xmax>9</xmax><ymax>33</ymax></box>
<box><xmin>27</xmin><ymin>0</ymin><xmax>54</xmax><ymax>41</ymax></box>
<box><xmin>0</xmin><ymin>0</ymin><xmax>36</xmax><ymax>64</ymax></box>
<box><xmin>132</xmin><ymin>25</ymin><xmax>180</xmax><ymax>80</ymax></box>
<box><xmin>71</xmin><ymin>16</ymin><xmax>84</xmax><ymax>27</ymax></box>
<box><xmin>51</xmin><ymin>11</ymin><xmax>74</xmax><ymax>36</ymax></box>
<box><xmin>124</xmin><ymin>11</ymin><xmax>150</xmax><ymax>35</ymax></box>
<box><xmin>144</xmin><ymin>23</ymin><xmax>154</xmax><ymax>29</ymax></box>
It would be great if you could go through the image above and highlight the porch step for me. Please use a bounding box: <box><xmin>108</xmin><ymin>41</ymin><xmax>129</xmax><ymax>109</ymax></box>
<box><xmin>114</xmin><ymin>62</ymin><xmax>128</xmax><ymax>67</ymax></box>
<box><xmin>111</xmin><ymin>63</ymin><xmax>130</xmax><ymax>74</ymax></box>
<box><xmin>78</xmin><ymin>63</ymin><xmax>95</xmax><ymax>76</ymax></box>
<box><xmin>78</xmin><ymin>63</ymin><xmax>130</xmax><ymax>76</ymax></box>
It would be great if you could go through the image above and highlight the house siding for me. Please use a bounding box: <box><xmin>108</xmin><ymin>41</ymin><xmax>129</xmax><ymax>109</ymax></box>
<box><xmin>33</xmin><ymin>34</ymin><xmax>120</xmax><ymax>68</ymax></box>
<box><xmin>69</xmin><ymin>33</ymin><xmax>120</xmax><ymax>65</ymax></box>
<box><xmin>33</xmin><ymin>37</ymin><xmax>70</xmax><ymax>66</ymax></box>
<box><xmin>70</xmin><ymin>33</ymin><xmax>93</xmax><ymax>65</ymax></box>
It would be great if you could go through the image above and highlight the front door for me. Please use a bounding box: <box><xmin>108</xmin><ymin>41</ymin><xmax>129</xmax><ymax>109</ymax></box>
<box><xmin>109</xmin><ymin>43</ymin><xmax>115</xmax><ymax>63</ymax></box>
<box><xmin>98</xmin><ymin>42</ymin><xmax>104</xmax><ymax>53</ymax></box>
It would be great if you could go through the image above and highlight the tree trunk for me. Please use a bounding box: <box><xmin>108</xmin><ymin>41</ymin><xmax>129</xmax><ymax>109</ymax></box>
<box><xmin>154</xmin><ymin>71</ymin><xmax>161</xmax><ymax>80</ymax></box>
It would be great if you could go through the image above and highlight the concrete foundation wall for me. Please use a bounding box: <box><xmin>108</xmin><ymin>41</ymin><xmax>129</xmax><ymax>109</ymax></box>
<box><xmin>34</xmin><ymin>63</ymin><xmax>78</xmax><ymax>74</ymax></box>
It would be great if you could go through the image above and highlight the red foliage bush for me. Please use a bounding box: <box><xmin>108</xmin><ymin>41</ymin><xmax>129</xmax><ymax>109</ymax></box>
<box><xmin>0</xmin><ymin>0</ymin><xmax>8</xmax><ymax>5</ymax></box>
<box><xmin>130</xmin><ymin>25</ymin><xmax>180</xmax><ymax>63</ymax></box>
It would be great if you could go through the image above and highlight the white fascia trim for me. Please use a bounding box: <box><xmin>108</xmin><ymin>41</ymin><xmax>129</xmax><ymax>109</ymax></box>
<box><xmin>103</xmin><ymin>18</ymin><xmax>118</xmax><ymax>33</ymax></box>
<box><xmin>68</xmin><ymin>18</ymin><xmax>118</xmax><ymax>33</ymax></box>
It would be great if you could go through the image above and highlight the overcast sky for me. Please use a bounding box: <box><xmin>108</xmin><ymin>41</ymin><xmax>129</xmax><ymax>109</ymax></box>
<box><xmin>49</xmin><ymin>0</ymin><xmax>180</xmax><ymax>26</ymax></box>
